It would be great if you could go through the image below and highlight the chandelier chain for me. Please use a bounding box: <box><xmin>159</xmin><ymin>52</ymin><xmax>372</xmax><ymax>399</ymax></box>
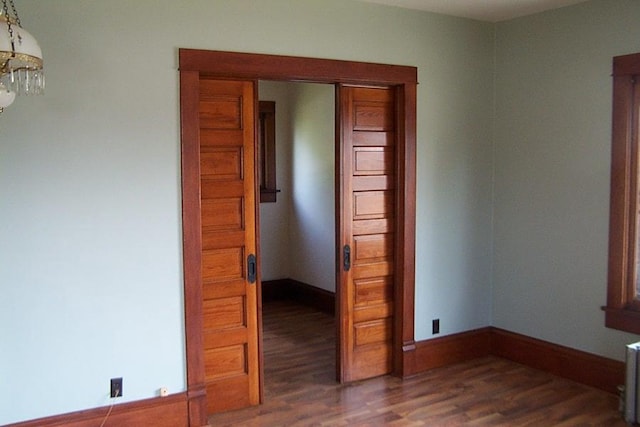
<box><xmin>1</xmin><ymin>0</ymin><xmax>15</xmax><ymax>54</ymax></box>
<box><xmin>8</xmin><ymin>0</ymin><xmax>20</xmax><ymax>27</ymax></box>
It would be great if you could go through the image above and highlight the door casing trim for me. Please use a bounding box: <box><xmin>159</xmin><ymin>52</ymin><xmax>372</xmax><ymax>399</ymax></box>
<box><xmin>179</xmin><ymin>49</ymin><xmax>417</xmax><ymax>427</ymax></box>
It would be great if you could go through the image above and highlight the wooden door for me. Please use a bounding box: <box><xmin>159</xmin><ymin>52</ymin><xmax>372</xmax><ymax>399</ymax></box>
<box><xmin>338</xmin><ymin>85</ymin><xmax>397</xmax><ymax>382</ymax></box>
<box><xmin>198</xmin><ymin>79</ymin><xmax>260</xmax><ymax>413</ymax></box>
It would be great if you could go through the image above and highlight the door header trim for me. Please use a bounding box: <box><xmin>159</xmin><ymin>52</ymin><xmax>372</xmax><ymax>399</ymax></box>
<box><xmin>179</xmin><ymin>49</ymin><xmax>418</xmax><ymax>85</ymax></box>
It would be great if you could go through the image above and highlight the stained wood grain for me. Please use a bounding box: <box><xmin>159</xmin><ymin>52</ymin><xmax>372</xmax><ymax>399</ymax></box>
<box><xmin>198</xmin><ymin>79</ymin><xmax>260</xmax><ymax>414</ymax></box>
<box><xmin>338</xmin><ymin>85</ymin><xmax>400</xmax><ymax>383</ymax></box>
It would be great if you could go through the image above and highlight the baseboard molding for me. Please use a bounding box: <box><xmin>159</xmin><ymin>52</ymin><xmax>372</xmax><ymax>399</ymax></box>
<box><xmin>411</xmin><ymin>327</ymin><xmax>492</xmax><ymax>375</ymax></box>
<box><xmin>262</xmin><ymin>278</ymin><xmax>335</xmax><ymax>315</ymax></box>
<box><xmin>261</xmin><ymin>278</ymin><xmax>292</xmax><ymax>302</ymax></box>
<box><xmin>411</xmin><ymin>327</ymin><xmax>625</xmax><ymax>395</ymax></box>
<box><xmin>490</xmin><ymin>327</ymin><xmax>624</xmax><ymax>395</ymax></box>
<box><xmin>8</xmin><ymin>393</ymin><xmax>189</xmax><ymax>427</ymax></box>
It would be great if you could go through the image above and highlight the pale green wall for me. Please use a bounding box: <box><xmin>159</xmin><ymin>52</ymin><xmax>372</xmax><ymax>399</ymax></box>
<box><xmin>493</xmin><ymin>0</ymin><xmax>640</xmax><ymax>360</ymax></box>
<box><xmin>288</xmin><ymin>83</ymin><xmax>335</xmax><ymax>292</ymax></box>
<box><xmin>258</xmin><ymin>81</ymin><xmax>336</xmax><ymax>292</ymax></box>
<box><xmin>0</xmin><ymin>0</ymin><xmax>493</xmax><ymax>424</ymax></box>
<box><xmin>259</xmin><ymin>81</ymin><xmax>293</xmax><ymax>281</ymax></box>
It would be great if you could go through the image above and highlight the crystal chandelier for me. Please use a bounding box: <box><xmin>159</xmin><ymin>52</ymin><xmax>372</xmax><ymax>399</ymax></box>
<box><xmin>0</xmin><ymin>0</ymin><xmax>44</xmax><ymax>114</ymax></box>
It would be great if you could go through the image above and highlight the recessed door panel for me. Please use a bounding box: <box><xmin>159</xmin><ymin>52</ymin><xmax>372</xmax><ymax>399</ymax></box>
<box><xmin>200</xmin><ymin>148</ymin><xmax>243</xmax><ymax>180</ymax></box>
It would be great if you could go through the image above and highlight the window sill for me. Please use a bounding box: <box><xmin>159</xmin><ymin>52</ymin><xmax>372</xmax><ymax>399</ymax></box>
<box><xmin>260</xmin><ymin>188</ymin><xmax>280</xmax><ymax>203</ymax></box>
<box><xmin>603</xmin><ymin>306</ymin><xmax>640</xmax><ymax>334</ymax></box>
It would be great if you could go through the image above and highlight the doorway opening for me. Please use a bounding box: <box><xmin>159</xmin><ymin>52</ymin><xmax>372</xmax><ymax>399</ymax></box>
<box><xmin>179</xmin><ymin>49</ymin><xmax>417</xmax><ymax>426</ymax></box>
<box><xmin>258</xmin><ymin>80</ymin><xmax>338</xmax><ymax>394</ymax></box>
<box><xmin>258</xmin><ymin>81</ymin><xmax>336</xmax><ymax>308</ymax></box>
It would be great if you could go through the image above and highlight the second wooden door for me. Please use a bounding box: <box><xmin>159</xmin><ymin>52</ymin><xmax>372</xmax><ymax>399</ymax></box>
<box><xmin>338</xmin><ymin>85</ymin><xmax>397</xmax><ymax>382</ymax></box>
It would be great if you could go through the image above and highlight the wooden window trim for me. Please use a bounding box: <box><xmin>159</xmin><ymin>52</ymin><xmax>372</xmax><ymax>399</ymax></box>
<box><xmin>605</xmin><ymin>52</ymin><xmax>640</xmax><ymax>334</ymax></box>
<box><xmin>258</xmin><ymin>100</ymin><xmax>278</xmax><ymax>203</ymax></box>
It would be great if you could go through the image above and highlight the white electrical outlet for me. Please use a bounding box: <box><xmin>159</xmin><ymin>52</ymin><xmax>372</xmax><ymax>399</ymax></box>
<box><xmin>159</xmin><ymin>387</ymin><xmax>169</xmax><ymax>397</ymax></box>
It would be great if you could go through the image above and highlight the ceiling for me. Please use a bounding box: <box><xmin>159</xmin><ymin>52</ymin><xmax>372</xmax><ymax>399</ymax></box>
<box><xmin>357</xmin><ymin>0</ymin><xmax>589</xmax><ymax>22</ymax></box>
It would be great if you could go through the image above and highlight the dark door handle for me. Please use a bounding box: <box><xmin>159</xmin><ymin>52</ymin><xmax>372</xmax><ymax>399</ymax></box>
<box><xmin>343</xmin><ymin>245</ymin><xmax>351</xmax><ymax>272</ymax></box>
<box><xmin>247</xmin><ymin>254</ymin><xmax>257</xmax><ymax>284</ymax></box>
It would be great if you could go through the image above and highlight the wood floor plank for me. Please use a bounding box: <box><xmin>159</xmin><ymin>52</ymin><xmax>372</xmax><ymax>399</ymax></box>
<box><xmin>208</xmin><ymin>300</ymin><xmax>625</xmax><ymax>426</ymax></box>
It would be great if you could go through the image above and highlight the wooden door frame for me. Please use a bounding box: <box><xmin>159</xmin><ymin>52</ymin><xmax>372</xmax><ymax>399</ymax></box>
<box><xmin>179</xmin><ymin>49</ymin><xmax>417</xmax><ymax>427</ymax></box>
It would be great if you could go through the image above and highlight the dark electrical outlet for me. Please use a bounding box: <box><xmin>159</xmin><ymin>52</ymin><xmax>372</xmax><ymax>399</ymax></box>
<box><xmin>110</xmin><ymin>377</ymin><xmax>123</xmax><ymax>398</ymax></box>
<box><xmin>432</xmin><ymin>319</ymin><xmax>440</xmax><ymax>334</ymax></box>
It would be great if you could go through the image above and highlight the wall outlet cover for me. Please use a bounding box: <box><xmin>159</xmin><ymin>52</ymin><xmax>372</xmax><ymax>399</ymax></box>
<box><xmin>110</xmin><ymin>377</ymin><xmax>123</xmax><ymax>398</ymax></box>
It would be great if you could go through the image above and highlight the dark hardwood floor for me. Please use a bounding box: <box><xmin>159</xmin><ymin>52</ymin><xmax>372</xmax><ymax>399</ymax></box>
<box><xmin>208</xmin><ymin>300</ymin><xmax>626</xmax><ymax>426</ymax></box>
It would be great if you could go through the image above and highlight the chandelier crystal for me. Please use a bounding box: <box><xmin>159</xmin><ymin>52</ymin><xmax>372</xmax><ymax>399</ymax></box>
<box><xmin>0</xmin><ymin>0</ymin><xmax>43</xmax><ymax>113</ymax></box>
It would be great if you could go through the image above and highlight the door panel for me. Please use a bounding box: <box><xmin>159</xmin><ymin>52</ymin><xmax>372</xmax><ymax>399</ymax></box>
<box><xmin>339</xmin><ymin>86</ymin><xmax>397</xmax><ymax>382</ymax></box>
<box><xmin>198</xmin><ymin>79</ymin><xmax>260</xmax><ymax>413</ymax></box>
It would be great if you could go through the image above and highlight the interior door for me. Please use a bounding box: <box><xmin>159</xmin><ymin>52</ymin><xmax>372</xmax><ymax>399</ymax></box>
<box><xmin>338</xmin><ymin>85</ymin><xmax>397</xmax><ymax>382</ymax></box>
<box><xmin>198</xmin><ymin>79</ymin><xmax>260</xmax><ymax>413</ymax></box>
